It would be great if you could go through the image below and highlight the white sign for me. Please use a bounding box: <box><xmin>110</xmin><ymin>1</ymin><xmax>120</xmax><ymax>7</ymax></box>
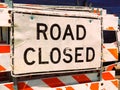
<box><xmin>12</xmin><ymin>12</ymin><xmax>101</xmax><ymax>75</ymax></box>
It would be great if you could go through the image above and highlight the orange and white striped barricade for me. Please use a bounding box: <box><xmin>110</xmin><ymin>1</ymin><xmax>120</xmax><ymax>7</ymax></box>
<box><xmin>0</xmin><ymin>3</ymin><xmax>11</xmax><ymax>72</ymax></box>
<box><xmin>102</xmin><ymin>43</ymin><xmax>118</xmax><ymax>62</ymax></box>
<box><xmin>0</xmin><ymin>71</ymin><xmax>117</xmax><ymax>90</ymax></box>
<box><xmin>102</xmin><ymin>71</ymin><xmax>115</xmax><ymax>80</ymax></box>
<box><xmin>0</xmin><ymin>45</ymin><xmax>11</xmax><ymax>72</ymax></box>
<box><xmin>101</xmin><ymin>9</ymin><xmax>119</xmax><ymax>63</ymax></box>
<box><xmin>55</xmin><ymin>79</ymin><xmax>119</xmax><ymax>90</ymax></box>
<box><xmin>0</xmin><ymin>79</ymin><xmax>118</xmax><ymax>90</ymax></box>
<box><xmin>55</xmin><ymin>71</ymin><xmax>117</xmax><ymax>90</ymax></box>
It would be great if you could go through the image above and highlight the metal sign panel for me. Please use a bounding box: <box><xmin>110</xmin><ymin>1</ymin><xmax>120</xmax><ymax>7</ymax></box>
<box><xmin>12</xmin><ymin>11</ymin><xmax>101</xmax><ymax>76</ymax></box>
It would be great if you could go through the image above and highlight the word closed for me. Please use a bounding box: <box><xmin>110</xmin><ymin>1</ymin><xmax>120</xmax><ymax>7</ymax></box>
<box><xmin>23</xmin><ymin>23</ymin><xmax>95</xmax><ymax>65</ymax></box>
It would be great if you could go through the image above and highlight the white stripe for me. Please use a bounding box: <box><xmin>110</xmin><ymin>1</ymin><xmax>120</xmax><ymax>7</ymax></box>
<box><xmin>0</xmin><ymin>85</ymin><xmax>10</xmax><ymax>90</ymax></box>
<box><xmin>58</xmin><ymin>75</ymin><xmax>78</xmax><ymax>85</ymax></box>
<box><xmin>26</xmin><ymin>79</ymin><xmax>49</xmax><ymax>88</ymax></box>
<box><xmin>0</xmin><ymin>53</ymin><xmax>11</xmax><ymax>71</ymax></box>
<box><xmin>86</xmin><ymin>73</ymin><xmax>99</xmax><ymax>81</ymax></box>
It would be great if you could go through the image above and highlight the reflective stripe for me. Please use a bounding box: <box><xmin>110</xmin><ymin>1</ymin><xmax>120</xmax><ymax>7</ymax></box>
<box><xmin>106</xmin><ymin>27</ymin><xmax>115</xmax><ymax>30</ymax></box>
<box><xmin>0</xmin><ymin>53</ymin><xmax>11</xmax><ymax>72</ymax></box>
<box><xmin>0</xmin><ymin>77</ymin><xmax>118</xmax><ymax>90</ymax></box>
<box><xmin>0</xmin><ymin>45</ymin><xmax>10</xmax><ymax>53</ymax></box>
<box><xmin>42</xmin><ymin>77</ymin><xmax>65</xmax><ymax>88</ymax></box>
<box><xmin>102</xmin><ymin>72</ymin><xmax>115</xmax><ymax>80</ymax></box>
<box><xmin>72</xmin><ymin>74</ymin><xmax>91</xmax><ymax>83</ymax></box>
<box><xmin>105</xmin><ymin>64</ymin><xmax>116</xmax><ymax>71</ymax></box>
<box><xmin>102</xmin><ymin>44</ymin><xmax>118</xmax><ymax>62</ymax></box>
<box><xmin>55</xmin><ymin>79</ymin><xmax>118</xmax><ymax>90</ymax></box>
<box><xmin>0</xmin><ymin>65</ymin><xmax>6</xmax><ymax>71</ymax></box>
<box><xmin>112</xmin><ymin>80</ymin><xmax>119</xmax><ymax>88</ymax></box>
<box><xmin>65</xmin><ymin>86</ymin><xmax>74</xmax><ymax>90</ymax></box>
<box><xmin>108</xmin><ymin>48</ymin><xmax>118</xmax><ymax>60</ymax></box>
<box><xmin>90</xmin><ymin>83</ymin><xmax>99</xmax><ymax>90</ymax></box>
<box><xmin>0</xmin><ymin>4</ymin><xmax>7</xmax><ymax>8</ymax></box>
<box><xmin>4</xmin><ymin>83</ymin><xmax>14</xmax><ymax>90</ymax></box>
<box><xmin>56</xmin><ymin>88</ymin><xmax>62</xmax><ymax>90</ymax></box>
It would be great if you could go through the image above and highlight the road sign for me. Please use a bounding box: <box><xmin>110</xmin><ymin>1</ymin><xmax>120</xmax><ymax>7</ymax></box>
<box><xmin>12</xmin><ymin>8</ymin><xmax>101</xmax><ymax>76</ymax></box>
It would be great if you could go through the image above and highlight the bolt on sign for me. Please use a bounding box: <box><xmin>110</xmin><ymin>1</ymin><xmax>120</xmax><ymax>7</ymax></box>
<box><xmin>12</xmin><ymin>8</ymin><xmax>101</xmax><ymax>76</ymax></box>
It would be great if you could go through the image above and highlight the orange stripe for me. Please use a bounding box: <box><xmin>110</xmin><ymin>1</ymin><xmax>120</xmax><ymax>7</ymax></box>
<box><xmin>106</xmin><ymin>64</ymin><xmax>116</xmax><ymax>71</ymax></box>
<box><xmin>4</xmin><ymin>83</ymin><xmax>14</xmax><ymax>90</ymax></box>
<box><xmin>111</xmin><ymin>80</ymin><xmax>119</xmax><ymax>88</ymax></box>
<box><xmin>0</xmin><ymin>45</ymin><xmax>10</xmax><ymax>53</ymax></box>
<box><xmin>18</xmin><ymin>82</ymin><xmax>33</xmax><ymax>90</ymax></box>
<box><xmin>72</xmin><ymin>74</ymin><xmax>91</xmax><ymax>83</ymax></box>
<box><xmin>108</xmin><ymin>48</ymin><xmax>118</xmax><ymax>59</ymax></box>
<box><xmin>65</xmin><ymin>86</ymin><xmax>74</xmax><ymax>90</ymax></box>
<box><xmin>93</xmin><ymin>10</ymin><xmax>100</xmax><ymax>15</ymax></box>
<box><xmin>0</xmin><ymin>65</ymin><xmax>6</xmax><ymax>71</ymax></box>
<box><xmin>0</xmin><ymin>4</ymin><xmax>7</xmax><ymax>8</ymax></box>
<box><xmin>102</xmin><ymin>72</ymin><xmax>115</xmax><ymax>80</ymax></box>
<box><xmin>42</xmin><ymin>77</ymin><xmax>65</xmax><ymax>88</ymax></box>
<box><xmin>56</xmin><ymin>88</ymin><xmax>63</xmax><ymax>90</ymax></box>
<box><xmin>106</xmin><ymin>27</ymin><xmax>115</xmax><ymax>30</ymax></box>
<box><xmin>90</xmin><ymin>83</ymin><xmax>99</xmax><ymax>90</ymax></box>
